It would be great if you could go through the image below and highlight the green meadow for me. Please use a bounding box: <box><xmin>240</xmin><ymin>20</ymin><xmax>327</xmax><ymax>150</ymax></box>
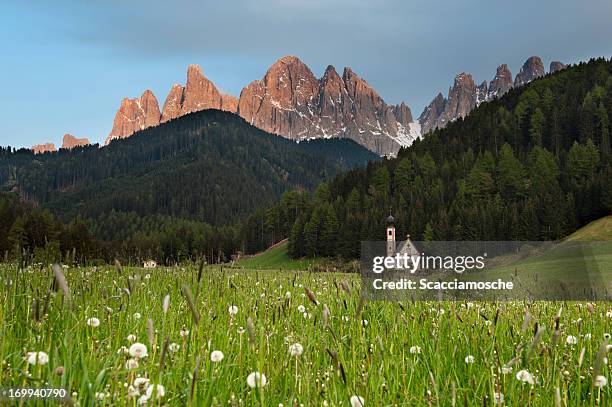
<box><xmin>0</xmin><ymin>261</ymin><xmax>610</xmax><ymax>406</ymax></box>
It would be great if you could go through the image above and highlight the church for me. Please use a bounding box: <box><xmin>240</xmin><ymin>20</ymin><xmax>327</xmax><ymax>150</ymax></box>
<box><xmin>385</xmin><ymin>214</ymin><xmax>419</xmax><ymax>258</ymax></box>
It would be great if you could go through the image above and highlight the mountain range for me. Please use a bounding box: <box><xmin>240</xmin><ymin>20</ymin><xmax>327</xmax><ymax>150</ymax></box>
<box><xmin>418</xmin><ymin>57</ymin><xmax>567</xmax><ymax>134</ymax></box>
<box><xmin>30</xmin><ymin>55</ymin><xmax>566</xmax><ymax>156</ymax></box>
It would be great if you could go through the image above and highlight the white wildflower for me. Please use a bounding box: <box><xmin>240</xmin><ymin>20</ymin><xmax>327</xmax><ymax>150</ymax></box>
<box><xmin>26</xmin><ymin>351</ymin><xmax>49</xmax><ymax>365</ymax></box>
<box><xmin>566</xmin><ymin>335</ymin><xmax>578</xmax><ymax>345</ymax></box>
<box><xmin>465</xmin><ymin>355</ymin><xmax>475</xmax><ymax>364</ymax></box>
<box><xmin>86</xmin><ymin>317</ymin><xmax>100</xmax><ymax>327</ymax></box>
<box><xmin>125</xmin><ymin>358</ymin><xmax>139</xmax><ymax>370</ymax></box>
<box><xmin>410</xmin><ymin>346</ymin><xmax>422</xmax><ymax>354</ymax></box>
<box><xmin>210</xmin><ymin>350</ymin><xmax>224</xmax><ymax>362</ymax></box>
<box><xmin>289</xmin><ymin>343</ymin><xmax>304</xmax><ymax>357</ymax></box>
<box><xmin>145</xmin><ymin>384</ymin><xmax>165</xmax><ymax>399</ymax></box>
<box><xmin>228</xmin><ymin>305</ymin><xmax>239</xmax><ymax>316</ymax></box>
<box><xmin>516</xmin><ymin>369</ymin><xmax>534</xmax><ymax>385</ymax></box>
<box><xmin>129</xmin><ymin>343</ymin><xmax>148</xmax><ymax>358</ymax></box>
<box><xmin>594</xmin><ymin>375</ymin><xmax>607</xmax><ymax>388</ymax></box>
<box><xmin>127</xmin><ymin>385</ymin><xmax>139</xmax><ymax>397</ymax></box>
<box><xmin>350</xmin><ymin>395</ymin><xmax>365</xmax><ymax>407</ymax></box>
<box><xmin>247</xmin><ymin>372</ymin><xmax>267</xmax><ymax>388</ymax></box>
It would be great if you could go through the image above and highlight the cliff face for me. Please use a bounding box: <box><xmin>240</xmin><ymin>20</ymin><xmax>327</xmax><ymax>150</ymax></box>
<box><xmin>105</xmin><ymin>90</ymin><xmax>161</xmax><ymax>144</ymax></box>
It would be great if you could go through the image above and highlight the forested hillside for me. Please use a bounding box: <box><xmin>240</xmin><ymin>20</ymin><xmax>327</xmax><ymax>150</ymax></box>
<box><xmin>0</xmin><ymin>110</ymin><xmax>377</xmax><ymax>263</ymax></box>
<box><xmin>248</xmin><ymin>58</ymin><xmax>612</xmax><ymax>258</ymax></box>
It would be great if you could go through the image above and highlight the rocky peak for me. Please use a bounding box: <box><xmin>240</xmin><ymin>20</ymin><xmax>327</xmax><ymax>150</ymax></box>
<box><xmin>105</xmin><ymin>90</ymin><xmax>161</xmax><ymax>145</ymax></box>
<box><xmin>182</xmin><ymin>64</ymin><xmax>224</xmax><ymax>115</ymax></box>
<box><xmin>514</xmin><ymin>56</ymin><xmax>545</xmax><ymax>87</ymax></box>
<box><xmin>476</xmin><ymin>81</ymin><xmax>488</xmax><ymax>106</ymax></box>
<box><xmin>238</xmin><ymin>56</ymin><xmax>419</xmax><ymax>155</ymax></box>
<box><xmin>161</xmin><ymin>84</ymin><xmax>185</xmax><ymax>123</ymax></box>
<box><xmin>62</xmin><ymin>134</ymin><xmax>90</xmax><ymax>149</ymax></box>
<box><xmin>549</xmin><ymin>61</ymin><xmax>567</xmax><ymax>73</ymax></box>
<box><xmin>266</xmin><ymin>55</ymin><xmax>319</xmax><ymax>108</ymax></box>
<box><xmin>444</xmin><ymin>72</ymin><xmax>478</xmax><ymax>121</ymax></box>
<box><xmin>393</xmin><ymin>102</ymin><xmax>413</xmax><ymax>124</ymax></box>
<box><xmin>418</xmin><ymin>93</ymin><xmax>446</xmax><ymax>135</ymax></box>
<box><xmin>32</xmin><ymin>143</ymin><xmax>57</xmax><ymax>154</ymax></box>
<box><xmin>488</xmin><ymin>64</ymin><xmax>513</xmax><ymax>100</ymax></box>
<box><xmin>160</xmin><ymin>65</ymin><xmax>237</xmax><ymax>123</ymax></box>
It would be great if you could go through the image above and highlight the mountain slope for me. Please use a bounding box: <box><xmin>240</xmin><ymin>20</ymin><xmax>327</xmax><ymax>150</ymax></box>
<box><xmin>565</xmin><ymin>215</ymin><xmax>612</xmax><ymax>241</ymax></box>
<box><xmin>1</xmin><ymin>109</ymin><xmax>378</xmax><ymax>227</ymax></box>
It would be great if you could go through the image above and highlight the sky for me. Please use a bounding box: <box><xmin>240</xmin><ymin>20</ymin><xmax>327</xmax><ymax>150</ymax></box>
<box><xmin>2</xmin><ymin>0</ymin><xmax>612</xmax><ymax>148</ymax></box>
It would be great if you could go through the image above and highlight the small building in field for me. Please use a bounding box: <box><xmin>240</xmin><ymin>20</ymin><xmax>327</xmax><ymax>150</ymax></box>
<box><xmin>386</xmin><ymin>214</ymin><xmax>419</xmax><ymax>257</ymax></box>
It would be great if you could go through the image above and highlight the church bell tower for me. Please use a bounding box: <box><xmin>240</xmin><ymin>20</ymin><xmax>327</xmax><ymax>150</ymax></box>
<box><xmin>386</xmin><ymin>214</ymin><xmax>396</xmax><ymax>257</ymax></box>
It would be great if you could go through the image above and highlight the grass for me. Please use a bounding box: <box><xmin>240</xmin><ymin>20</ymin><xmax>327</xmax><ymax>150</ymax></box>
<box><xmin>566</xmin><ymin>215</ymin><xmax>612</xmax><ymax>241</ymax></box>
<box><xmin>0</xmin><ymin>263</ymin><xmax>610</xmax><ymax>406</ymax></box>
<box><xmin>236</xmin><ymin>241</ymin><xmax>327</xmax><ymax>271</ymax></box>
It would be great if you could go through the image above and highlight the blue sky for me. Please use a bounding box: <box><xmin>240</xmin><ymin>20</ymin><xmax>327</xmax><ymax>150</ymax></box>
<box><xmin>2</xmin><ymin>0</ymin><xmax>612</xmax><ymax>148</ymax></box>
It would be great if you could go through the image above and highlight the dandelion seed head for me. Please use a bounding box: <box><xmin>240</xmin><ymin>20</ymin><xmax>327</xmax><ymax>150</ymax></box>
<box><xmin>228</xmin><ymin>305</ymin><xmax>239</xmax><ymax>316</ymax></box>
<box><xmin>410</xmin><ymin>346</ymin><xmax>422</xmax><ymax>354</ymax></box>
<box><xmin>594</xmin><ymin>375</ymin><xmax>607</xmax><ymax>388</ymax></box>
<box><xmin>211</xmin><ymin>350</ymin><xmax>224</xmax><ymax>362</ymax></box>
<box><xmin>289</xmin><ymin>343</ymin><xmax>304</xmax><ymax>357</ymax></box>
<box><xmin>125</xmin><ymin>358</ymin><xmax>139</xmax><ymax>370</ymax></box>
<box><xmin>86</xmin><ymin>317</ymin><xmax>100</xmax><ymax>327</ymax></box>
<box><xmin>566</xmin><ymin>335</ymin><xmax>578</xmax><ymax>345</ymax></box>
<box><xmin>26</xmin><ymin>351</ymin><xmax>49</xmax><ymax>366</ymax></box>
<box><xmin>145</xmin><ymin>384</ymin><xmax>165</xmax><ymax>399</ymax></box>
<box><xmin>350</xmin><ymin>395</ymin><xmax>365</xmax><ymax>407</ymax></box>
<box><xmin>516</xmin><ymin>369</ymin><xmax>534</xmax><ymax>385</ymax></box>
<box><xmin>247</xmin><ymin>372</ymin><xmax>267</xmax><ymax>388</ymax></box>
<box><xmin>129</xmin><ymin>343</ymin><xmax>148</xmax><ymax>359</ymax></box>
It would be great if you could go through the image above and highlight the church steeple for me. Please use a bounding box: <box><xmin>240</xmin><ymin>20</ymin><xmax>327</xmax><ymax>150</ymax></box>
<box><xmin>386</xmin><ymin>213</ymin><xmax>396</xmax><ymax>256</ymax></box>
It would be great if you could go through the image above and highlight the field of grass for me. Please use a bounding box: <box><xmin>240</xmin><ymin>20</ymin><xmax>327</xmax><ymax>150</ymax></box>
<box><xmin>0</xmin><ymin>263</ymin><xmax>610</xmax><ymax>406</ymax></box>
<box><xmin>236</xmin><ymin>241</ymin><xmax>327</xmax><ymax>271</ymax></box>
<box><xmin>566</xmin><ymin>216</ymin><xmax>612</xmax><ymax>241</ymax></box>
